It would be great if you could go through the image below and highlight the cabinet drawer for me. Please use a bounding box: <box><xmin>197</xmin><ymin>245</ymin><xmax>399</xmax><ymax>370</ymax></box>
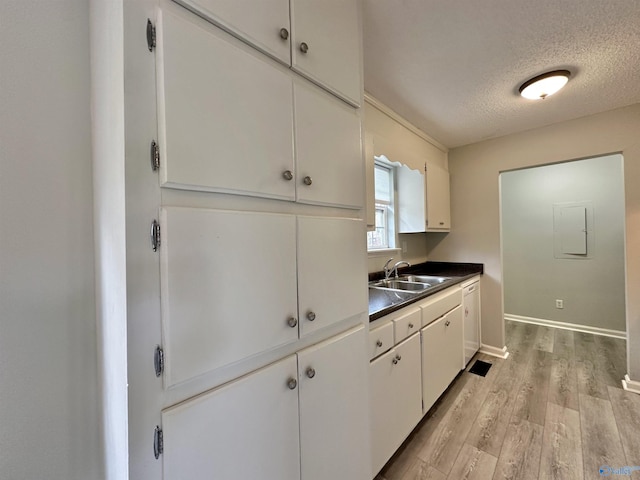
<box><xmin>420</xmin><ymin>286</ymin><xmax>461</xmax><ymax>327</ymax></box>
<box><xmin>393</xmin><ymin>307</ymin><xmax>421</xmax><ymax>344</ymax></box>
<box><xmin>369</xmin><ymin>322</ymin><xmax>394</xmax><ymax>360</ymax></box>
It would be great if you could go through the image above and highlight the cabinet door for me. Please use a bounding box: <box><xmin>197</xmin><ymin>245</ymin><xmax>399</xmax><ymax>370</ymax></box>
<box><xmin>162</xmin><ymin>355</ymin><xmax>300</xmax><ymax>480</ymax></box>
<box><xmin>290</xmin><ymin>0</ymin><xmax>362</xmax><ymax>106</ymax></box>
<box><xmin>421</xmin><ymin>305</ymin><xmax>463</xmax><ymax>413</ymax></box>
<box><xmin>294</xmin><ymin>81</ymin><xmax>363</xmax><ymax>208</ymax></box>
<box><xmin>298</xmin><ymin>326</ymin><xmax>369</xmax><ymax>480</ymax></box>
<box><xmin>297</xmin><ymin>216</ymin><xmax>368</xmax><ymax>337</ymax></box>
<box><xmin>171</xmin><ymin>0</ymin><xmax>291</xmax><ymax>64</ymax></box>
<box><xmin>370</xmin><ymin>333</ymin><xmax>422</xmax><ymax>476</ymax></box>
<box><xmin>160</xmin><ymin>207</ymin><xmax>298</xmax><ymax>387</ymax></box>
<box><xmin>157</xmin><ymin>8</ymin><xmax>295</xmax><ymax>200</ymax></box>
<box><xmin>426</xmin><ymin>163</ymin><xmax>451</xmax><ymax>231</ymax></box>
<box><xmin>397</xmin><ymin>163</ymin><xmax>427</xmax><ymax>233</ymax></box>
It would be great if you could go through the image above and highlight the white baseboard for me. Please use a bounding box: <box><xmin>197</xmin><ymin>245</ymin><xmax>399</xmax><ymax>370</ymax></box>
<box><xmin>504</xmin><ymin>314</ymin><xmax>626</xmax><ymax>340</ymax></box>
<box><xmin>479</xmin><ymin>344</ymin><xmax>510</xmax><ymax>359</ymax></box>
<box><xmin>622</xmin><ymin>375</ymin><xmax>640</xmax><ymax>395</ymax></box>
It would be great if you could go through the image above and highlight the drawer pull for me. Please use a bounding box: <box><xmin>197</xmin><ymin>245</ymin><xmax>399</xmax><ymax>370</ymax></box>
<box><xmin>306</xmin><ymin>367</ymin><xmax>316</xmax><ymax>379</ymax></box>
<box><xmin>376</xmin><ymin>340</ymin><xmax>383</xmax><ymax>347</ymax></box>
<box><xmin>408</xmin><ymin>322</ymin><xmax>414</xmax><ymax>328</ymax></box>
<box><xmin>395</xmin><ymin>354</ymin><xmax>402</xmax><ymax>361</ymax></box>
<box><xmin>279</xmin><ymin>28</ymin><xmax>289</xmax><ymax>40</ymax></box>
<box><xmin>287</xmin><ymin>378</ymin><xmax>297</xmax><ymax>390</ymax></box>
<box><xmin>392</xmin><ymin>357</ymin><xmax>398</xmax><ymax>365</ymax></box>
<box><xmin>445</xmin><ymin>320</ymin><xmax>451</xmax><ymax>327</ymax></box>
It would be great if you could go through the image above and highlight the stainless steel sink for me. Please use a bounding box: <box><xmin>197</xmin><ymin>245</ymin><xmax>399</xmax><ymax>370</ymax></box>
<box><xmin>396</xmin><ymin>275</ymin><xmax>451</xmax><ymax>284</ymax></box>
<box><xmin>370</xmin><ymin>279</ymin><xmax>432</xmax><ymax>292</ymax></box>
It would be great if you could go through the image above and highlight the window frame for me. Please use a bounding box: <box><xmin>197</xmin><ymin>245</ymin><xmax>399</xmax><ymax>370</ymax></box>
<box><xmin>367</xmin><ymin>160</ymin><xmax>397</xmax><ymax>252</ymax></box>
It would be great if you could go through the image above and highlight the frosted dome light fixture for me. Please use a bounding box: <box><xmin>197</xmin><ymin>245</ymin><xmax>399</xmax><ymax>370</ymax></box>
<box><xmin>519</xmin><ymin>70</ymin><xmax>571</xmax><ymax>100</ymax></box>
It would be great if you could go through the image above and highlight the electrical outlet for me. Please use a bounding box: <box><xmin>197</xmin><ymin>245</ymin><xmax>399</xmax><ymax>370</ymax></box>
<box><xmin>556</xmin><ymin>299</ymin><xmax>564</xmax><ymax>309</ymax></box>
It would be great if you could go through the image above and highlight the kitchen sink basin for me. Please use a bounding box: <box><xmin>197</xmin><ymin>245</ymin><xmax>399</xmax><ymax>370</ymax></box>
<box><xmin>396</xmin><ymin>275</ymin><xmax>451</xmax><ymax>284</ymax></box>
<box><xmin>370</xmin><ymin>279</ymin><xmax>432</xmax><ymax>292</ymax></box>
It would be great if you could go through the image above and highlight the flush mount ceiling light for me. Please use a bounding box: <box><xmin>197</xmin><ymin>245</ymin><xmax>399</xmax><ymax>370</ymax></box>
<box><xmin>519</xmin><ymin>70</ymin><xmax>571</xmax><ymax>100</ymax></box>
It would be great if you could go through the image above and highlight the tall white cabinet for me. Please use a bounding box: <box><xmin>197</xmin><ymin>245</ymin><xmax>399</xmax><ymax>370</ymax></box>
<box><xmin>124</xmin><ymin>0</ymin><xmax>368</xmax><ymax>478</ymax></box>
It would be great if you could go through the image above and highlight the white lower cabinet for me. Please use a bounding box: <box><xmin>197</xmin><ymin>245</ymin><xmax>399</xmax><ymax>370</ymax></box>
<box><xmin>162</xmin><ymin>326</ymin><xmax>368</xmax><ymax>480</ymax></box>
<box><xmin>421</xmin><ymin>305</ymin><xmax>463</xmax><ymax>414</ymax></box>
<box><xmin>162</xmin><ymin>355</ymin><xmax>301</xmax><ymax>480</ymax></box>
<box><xmin>370</xmin><ymin>333</ymin><xmax>422</xmax><ymax>476</ymax></box>
<box><xmin>298</xmin><ymin>326</ymin><xmax>369</xmax><ymax>480</ymax></box>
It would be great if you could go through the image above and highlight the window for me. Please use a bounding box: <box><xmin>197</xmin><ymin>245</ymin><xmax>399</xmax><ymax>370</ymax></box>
<box><xmin>367</xmin><ymin>161</ymin><xmax>396</xmax><ymax>250</ymax></box>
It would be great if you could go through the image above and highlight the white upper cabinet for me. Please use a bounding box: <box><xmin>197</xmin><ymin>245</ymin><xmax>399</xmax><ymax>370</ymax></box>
<box><xmin>159</xmin><ymin>208</ymin><xmax>367</xmax><ymax>386</ymax></box>
<box><xmin>156</xmin><ymin>6</ymin><xmax>363</xmax><ymax>209</ymax></box>
<box><xmin>426</xmin><ymin>162</ymin><xmax>451</xmax><ymax>231</ymax></box>
<box><xmin>172</xmin><ymin>0</ymin><xmax>291</xmax><ymax>63</ymax></box>
<box><xmin>290</xmin><ymin>0</ymin><xmax>362</xmax><ymax>107</ymax></box>
<box><xmin>297</xmin><ymin>216</ymin><xmax>368</xmax><ymax>337</ymax></box>
<box><xmin>397</xmin><ymin>161</ymin><xmax>451</xmax><ymax>233</ymax></box>
<box><xmin>157</xmin><ymin>9</ymin><xmax>295</xmax><ymax>201</ymax></box>
<box><xmin>294</xmin><ymin>81</ymin><xmax>363</xmax><ymax>208</ymax></box>
<box><xmin>169</xmin><ymin>0</ymin><xmax>362</xmax><ymax>106</ymax></box>
<box><xmin>160</xmin><ymin>207</ymin><xmax>299</xmax><ymax>388</ymax></box>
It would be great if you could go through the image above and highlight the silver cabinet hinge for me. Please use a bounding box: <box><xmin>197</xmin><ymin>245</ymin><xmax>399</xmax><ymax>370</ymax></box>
<box><xmin>147</xmin><ymin>19</ymin><xmax>156</xmax><ymax>52</ymax></box>
<box><xmin>150</xmin><ymin>220</ymin><xmax>161</xmax><ymax>252</ymax></box>
<box><xmin>150</xmin><ymin>140</ymin><xmax>160</xmax><ymax>171</ymax></box>
<box><xmin>154</xmin><ymin>345</ymin><xmax>164</xmax><ymax>377</ymax></box>
<box><xmin>154</xmin><ymin>426</ymin><xmax>163</xmax><ymax>459</ymax></box>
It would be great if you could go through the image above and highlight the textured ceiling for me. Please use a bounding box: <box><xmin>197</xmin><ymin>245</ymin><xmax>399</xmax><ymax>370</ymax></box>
<box><xmin>363</xmin><ymin>0</ymin><xmax>640</xmax><ymax>148</ymax></box>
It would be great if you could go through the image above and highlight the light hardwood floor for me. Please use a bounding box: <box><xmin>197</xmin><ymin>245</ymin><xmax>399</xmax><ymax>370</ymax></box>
<box><xmin>374</xmin><ymin>320</ymin><xmax>640</xmax><ymax>480</ymax></box>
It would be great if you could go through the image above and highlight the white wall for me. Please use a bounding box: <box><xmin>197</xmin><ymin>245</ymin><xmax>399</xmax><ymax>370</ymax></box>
<box><xmin>429</xmin><ymin>103</ymin><xmax>640</xmax><ymax>382</ymax></box>
<box><xmin>0</xmin><ymin>1</ymin><xmax>102</xmax><ymax>478</ymax></box>
<box><xmin>501</xmin><ymin>154</ymin><xmax>626</xmax><ymax>331</ymax></box>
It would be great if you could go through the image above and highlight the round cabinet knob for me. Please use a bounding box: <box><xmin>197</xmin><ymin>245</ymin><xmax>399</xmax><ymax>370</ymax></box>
<box><xmin>299</xmin><ymin>42</ymin><xmax>309</xmax><ymax>54</ymax></box>
<box><xmin>465</xmin><ymin>308</ymin><xmax>469</xmax><ymax>316</ymax></box>
<box><xmin>303</xmin><ymin>176</ymin><xmax>313</xmax><ymax>186</ymax></box>
<box><xmin>306</xmin><ymin>311</ymin><xmax>316</xmax><ymax>321</ymax></box>
<box><xmin>306</xmin><ymin>367</ymin><xmax>316</xmax><ymax>379</ymax></box>
<box><xmin>376</xmin><ymin>340</ymin><xmax>383</xmax><ymax>347</ymax></box>
<box><xmin>287</xmin><ymin>317</ymin><xmax>298</xmax><ymax>328</ymax></box>
<box><xmin>395</xmin><ymin>354</ymin><xmax>402</xmax><ymax>361</ymax></box>
<box><xmin>445</xmin><ymin>320</ymin><xmax>451</xmax><ymax>327</ymax></box>
<box><xmin>392</xmin><ymin>358</ymin><xmax>398</xmax><ymax>365</ymax></box>
<box><xmin>408</xmin><ymin>323</ymin><xmax>414</xmax><ymax>329</ymax></box>
<box><xmin>279</xmin><ymin>28</ymin><xmax>289</xmax><ymax>40</ymax></box>
<box><xmin>282</xmin><ymin>170</ymin><xmax>293</xmax><ymax>181</ymax></box>
<box><xmin>287</xmin><ymin>378</ymin><xmax>297</xmax><ymax>390</ymax></box>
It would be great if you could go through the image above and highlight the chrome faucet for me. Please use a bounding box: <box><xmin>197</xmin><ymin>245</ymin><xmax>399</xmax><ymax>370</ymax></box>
<box><xmin>383</xmin><ymin>258</ymin><xmax>411</xmax><ymax>279</ymax></box>
<box><xmin>383</xmin><ymin>258</ymin><xmax>395</xmax><ymax>280</ymax></box>
<box><xmin>392</xmin><ymin>261</ymin><xmax>410</xmax><ymax>278</ymax></box>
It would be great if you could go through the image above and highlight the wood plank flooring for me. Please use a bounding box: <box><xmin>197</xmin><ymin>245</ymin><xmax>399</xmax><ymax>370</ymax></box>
<box><xmin>374</xmin><ymin>321</ymin><xmax>640</xmax><ymax>480</ymax></box>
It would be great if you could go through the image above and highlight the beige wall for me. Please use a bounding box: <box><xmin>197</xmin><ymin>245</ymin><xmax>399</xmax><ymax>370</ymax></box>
<box><xmin>428</xmin><ymin>103</ymin><xmax>640</xmax><ymax>380</ymax></box>
<box><xmin>0</xmin><ymin>1</ymin><xmax>102</xmax><ymax>477</ymax></box>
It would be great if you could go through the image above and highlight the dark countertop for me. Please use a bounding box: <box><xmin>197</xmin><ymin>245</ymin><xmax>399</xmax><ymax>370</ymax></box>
<box><xmin>368</xmin><ymin>261</ymin><xmax>483</xmax><ymax>321</ymax></box>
